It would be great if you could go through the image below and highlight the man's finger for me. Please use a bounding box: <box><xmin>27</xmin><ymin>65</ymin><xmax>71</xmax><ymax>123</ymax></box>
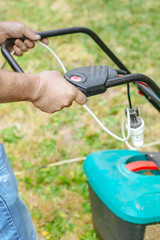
<box><xmin>13</xmin><ymin>45</ymin><xmax>23</xmax><ymax>56</ymax></box>
<box><xmin>24</xmin><ymin>39</ymin><xmax>35</xmax><ymax>49</ymax></box>
<box><xmin>41</xmin><ymin>38</ymin><xmax>49</xmax><ymax>45</ymax></box>
<box><xmin>23</xmin><ymin>28</ymin><xmax>49</xmax><ymax>47</ymax></box>
<box><xmin>23</xmin><ymin>27</ymin><xmax>41</xmax><ymax>41</ymax></box>
<box><xmin>74</xmin><ymin>89</ymin><xmax>87</xmax><ymax>105</ymax></box>
<box><xmin>15</xmin><ymin>39</ymin><xmax>28</xmax><ymax>52</ymax></box>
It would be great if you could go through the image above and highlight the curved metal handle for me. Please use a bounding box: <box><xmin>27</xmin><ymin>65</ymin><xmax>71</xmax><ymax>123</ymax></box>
<box><xmin>1</xmin><ymin>27</ymin><xmax>130</xmax><ymax>73</ymax></box>
<box><xmin>107</xmin><ymin>73</ymin><xmax>160</xmax><ymax>105</ymax></box>
<box><xmin>1</xmin><ymin>27</ymin><xmax>160</xmax><ymax>111</ymax></box>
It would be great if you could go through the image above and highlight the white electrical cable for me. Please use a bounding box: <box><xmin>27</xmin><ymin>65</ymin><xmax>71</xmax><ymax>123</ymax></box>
<box><xmin>141</xmin><ymin>140</ymin><xmax>160</xmax><ymax>148</ymax></box>
<box><xmin>121</xmin><ymin>112</ymin><xmax>139</xmax><ymax>150</ymax></box>
<box><xmin>14</xmin><ymin>156</ymin><xmax>86</xmax><ymax>176</ymax></box>
<box><xmin>122</xmin><ymin>113</ymin><xmax>160</xmax><ymax>150</ymax></box>
<box><xmin>38</xmin><ymin>42</ymin><xmax>160</xmax><ymax>148</ymax></box>
<box><xmin>39</xmin><ymin>42</ymin><xmax>67</xmax><ymax>73</ymax></box>
<box><xmin>83</xmin><ymin>104</ymin><xmax>131</xmax><ymax>142</ymax></box>
<box><xmin>39</xmin><ymin>41</ymin><xmax>132</xmax><ymax>143</ymax></box>
<box><xmin>1</xmin><ymin>41</ymin><xmax>159</xmax><ymax>150</ymax></box>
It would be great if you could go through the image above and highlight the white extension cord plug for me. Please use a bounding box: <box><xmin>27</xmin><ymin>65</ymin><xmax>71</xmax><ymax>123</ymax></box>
<box><xmin>126</xmin><ymin>107</ymin><xmax>145</xmax><ymax>148</ymax></box>
<box><xmin>130</xmin><ymin>118</ymin><xmax>145</xmax><ymax>148</ymax></box>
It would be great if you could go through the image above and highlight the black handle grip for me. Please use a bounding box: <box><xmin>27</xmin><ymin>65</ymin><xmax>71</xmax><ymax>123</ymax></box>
<box><xmin>64</xmin><ymin>65</ymin><xmax>118</xmax><ymax>97</ymax></box>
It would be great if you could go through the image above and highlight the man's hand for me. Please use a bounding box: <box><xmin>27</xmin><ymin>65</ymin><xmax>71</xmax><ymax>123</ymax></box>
<box><xmin>0</xmin><ymin>21</ymin><xmax>87</xmax><ymax>113</ymax></box>
<box><xmin>32</xmin><ymin>71</ymin><xmax>87</xmax><ymax>113</ymax></box>
<box><xmin>0</xmin><ymin>21</ymin><xmax>48</xmax><ymax>56</ymax></box>
<box><xmin>0</xmin><ymin>70</ymin><xmax>87</xmax><ymax>113</ymax></box>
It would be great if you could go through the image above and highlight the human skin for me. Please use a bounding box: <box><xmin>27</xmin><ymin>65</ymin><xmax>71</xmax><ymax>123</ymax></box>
<box><xmin>0</xmin><ymin>21</ymin><xmax>87</xmax><ymax>113</ymax></box>
<box><xmin>0</xmin><ymin>21</ymin><xmax>49</xmax><ymax>55</ymax></box>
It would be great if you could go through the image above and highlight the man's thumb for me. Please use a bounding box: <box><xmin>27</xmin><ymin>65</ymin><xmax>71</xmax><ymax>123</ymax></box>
<box><xmin>24</xmin><ymin>28</ymin><xmax>41</xmax><ymax>41</ymax></box>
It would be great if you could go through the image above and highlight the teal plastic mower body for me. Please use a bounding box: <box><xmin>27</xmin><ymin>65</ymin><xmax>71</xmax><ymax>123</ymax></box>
<box><xmin>83</xmin><ymin>150</ymin><xmax>160</xmax><ymax>240</ymax></box>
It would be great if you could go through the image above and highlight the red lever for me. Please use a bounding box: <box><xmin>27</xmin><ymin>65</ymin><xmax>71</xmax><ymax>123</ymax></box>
<box><xmin>137</xmin><ymin>81</ymin><xmax>149</xmax><ymax>96</ymax></box>
<box><xmin>126</xmin><ymin>161</ymin><xmax>158</xmax><ymax>172</ymax></box>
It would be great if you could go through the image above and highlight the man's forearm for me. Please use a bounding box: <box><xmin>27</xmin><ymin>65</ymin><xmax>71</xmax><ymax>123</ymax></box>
<box><xmin>0</xmin><ymin>70</ymin><xmax>39</xmax><ymax>103</ymax></box>
<box><xmin>0</xmin><ymin>21</ymin><xmax>86</xmax><ymax>114</ymax></box>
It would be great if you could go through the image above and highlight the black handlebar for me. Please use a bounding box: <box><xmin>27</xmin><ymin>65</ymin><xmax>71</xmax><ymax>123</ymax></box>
<box><xmin>1</xmin><ymin>27</ymin><xmax>131</xmax><ymax>73</ymax></box>
<box><xmin>1</xmin><ymin>27</ymin><xmax>160</xmax><ymax>110</ymax></box>
<box><xmin>107</xmin><ymin>74</ymin><xmax>160</xmax><ymax>104</ymax></box>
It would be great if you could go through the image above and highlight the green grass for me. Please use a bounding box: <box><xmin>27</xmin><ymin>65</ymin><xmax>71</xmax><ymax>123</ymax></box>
<box><xmin>0</xmin><ymin>0</ymin><xmax>160</xmax><ymax>239</ymax></box>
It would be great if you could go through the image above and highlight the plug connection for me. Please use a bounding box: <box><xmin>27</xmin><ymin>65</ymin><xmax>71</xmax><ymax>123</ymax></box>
<box><xmin>126</xmin><ymin>108</ymin><xmax>145</xmax><ymax>148</ymax></box>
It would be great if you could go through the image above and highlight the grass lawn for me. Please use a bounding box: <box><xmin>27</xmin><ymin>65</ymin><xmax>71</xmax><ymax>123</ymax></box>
<box><xmin>0</xmin><ymin>0</ymin><xmax>160</xmax><ymax>239</ymax></box>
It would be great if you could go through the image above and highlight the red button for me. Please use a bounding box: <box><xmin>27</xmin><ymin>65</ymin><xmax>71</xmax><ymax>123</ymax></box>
<box><xmin>70</xmin><ymin>75</ymin><xmax>82</xmax><ymax>82</ymax></box>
